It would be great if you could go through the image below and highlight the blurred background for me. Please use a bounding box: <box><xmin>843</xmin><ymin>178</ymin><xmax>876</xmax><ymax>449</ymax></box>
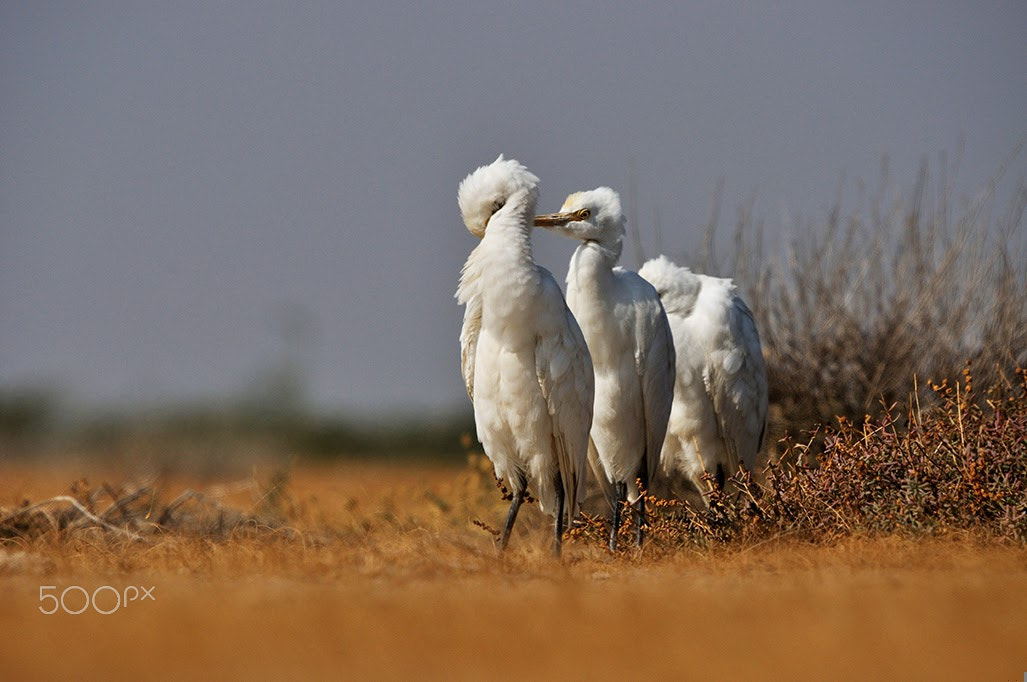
<box><xmin>1</xmin><ymin>2</ymin><xmax>1024</xmax><ymax>469</ymax></box>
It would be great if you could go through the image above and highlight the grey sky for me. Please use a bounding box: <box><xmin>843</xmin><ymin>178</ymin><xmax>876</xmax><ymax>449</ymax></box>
<box><xmin>2</xmin><ymin>2</ymin><xmax>1024</xmax><ymax>414</ymax></box>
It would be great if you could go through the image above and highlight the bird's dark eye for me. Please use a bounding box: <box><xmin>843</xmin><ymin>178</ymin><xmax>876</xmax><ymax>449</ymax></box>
<box><xmin>490</xmin><ymin>200</ymin><xmax>505</xmax><ymax>216</ymax></box>
<box><xmin>577</xmin><ymin>208</ymin><xmax>591</xmax><ymax>220</ymax></box>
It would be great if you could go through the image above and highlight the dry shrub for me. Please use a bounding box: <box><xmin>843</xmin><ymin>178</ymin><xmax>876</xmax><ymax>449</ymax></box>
<box><xmin>620</xmin><ymin>366</ymin><xmax>1027</xmax><ymax>550</ymax></box>
<box><xmin>0</xmin><ymin>471</ymin><xmax>296</xmax><ymax>544</ymax></box>
<box><xmin>684</xmin><ymin>150</ymin><xmax>1026</xmax><ymax>442</ymax></box>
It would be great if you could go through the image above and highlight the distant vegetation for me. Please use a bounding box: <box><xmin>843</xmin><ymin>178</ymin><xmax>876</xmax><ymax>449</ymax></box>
<box><xmin>0</xmin><ymin>390</ymin><xmax>475</xmax><ymax>472</ymax></box>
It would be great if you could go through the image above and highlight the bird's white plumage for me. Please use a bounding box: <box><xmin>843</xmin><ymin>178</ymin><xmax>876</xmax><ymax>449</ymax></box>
<box><xmin>638</xmin><ymin>255</ymin><xmax>768</xmax><ymax>499</ymax></box>
<box><xmin>456</xmin><ymin>156</ymin><xmax>594</xmax><ymax>524</ymax></box>
<box><xmin>538</xmin><ymin>188</ymin><xmax>675</xmax><ymax>507</ymax></box>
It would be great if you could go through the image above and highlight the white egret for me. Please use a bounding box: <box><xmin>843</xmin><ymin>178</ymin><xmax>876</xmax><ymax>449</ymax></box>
<box><xmin>534</xmin><ymin>188</ymin><xmax>674</xmax><ymax>551</ymax></box>
<box><xmin>637</xmin><ymin>255</ymin><xmax>769</xmax><ymax>501</ymax></box>
<box><xmin>456</xmin><ymin>155</ymin><xmax>594</xmax><ymax>557</ymax></box>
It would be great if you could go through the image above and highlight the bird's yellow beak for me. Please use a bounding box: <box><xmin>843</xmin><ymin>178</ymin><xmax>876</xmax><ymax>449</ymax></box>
<box><xmin>533</xmin><ymin>209</ymin><xmax>588</xmax><ymax>227</ymax></box>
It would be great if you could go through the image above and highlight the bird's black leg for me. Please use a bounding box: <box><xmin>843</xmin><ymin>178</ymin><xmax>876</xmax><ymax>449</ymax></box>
<box><xmin>635</xmin><ymin>458</ymin><xmax>650</xmax><ymax>548</ymax></box>
<box><xmin>552</xmin><ymin>472</ymin><xmax>565</xmax><ymax>558</ymax></box>
<box><xmin>497</xmin><ymin>478</ymin><xmax>526</xmax><ymax>551</ymax></box>
<box><xmin>609</xmin><ymin>481</ymin><xmax>627</xmax><ymax>552</ymax></box>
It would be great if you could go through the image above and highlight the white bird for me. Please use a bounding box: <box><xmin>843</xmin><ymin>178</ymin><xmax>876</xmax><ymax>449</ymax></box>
<box><xmin>534</xmin><ymin>188</ymin><xmax>674</xmax><ymax>550</ymax></box>
<box><xmin>456</xmin><ymin>155</ymin><xmax>594</xmax><ymax>556</ymax></box>
<box><xmin>637</xmin><ymin>255</ymin><xmax>769</xmax><ymax>502</ymax></box>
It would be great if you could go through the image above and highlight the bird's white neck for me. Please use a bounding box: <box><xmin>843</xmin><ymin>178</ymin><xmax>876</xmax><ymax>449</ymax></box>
<box><xmin>459</xmin><ymin>190</ymin><xmax>541</xmax><ymax>316</ymax></box>
<box><xmin>568</xmin><ymin>239</ymin><xmax>620</xmax><ymax>289</ymax></box>
<box><xmin>478</xmin><ymin>191</ymin><xmax>537</xmax><ymax>269</ymax></box>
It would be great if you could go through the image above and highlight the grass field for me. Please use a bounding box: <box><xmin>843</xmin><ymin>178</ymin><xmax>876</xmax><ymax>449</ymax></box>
<box><xmin>2</xmin><ymin>460</ymin><xmax>1025</xmax><ymax>681</ymax></box>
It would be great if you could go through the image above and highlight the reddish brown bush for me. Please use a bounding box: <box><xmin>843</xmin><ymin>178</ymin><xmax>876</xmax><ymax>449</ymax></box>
<box><xmin>608</xmin><ymin>366</ymin><xmax>1027</xmax><ymax>549</ymax></box>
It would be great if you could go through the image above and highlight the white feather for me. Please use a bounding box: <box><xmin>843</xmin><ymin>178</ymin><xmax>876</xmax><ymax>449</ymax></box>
<box><xmin>538</xmin><ymin>188</ymin><xmax>675</xmax><ymax>507</ymax></box>
<box><xmin>455</xmin><ymin>157</ymin><xmax>594</xmax><ymax>527</ymax></box>
<box><xmin>638</xmin><ymin>255</ymin><xmax>768</xmax><ymax>500</ymax></box>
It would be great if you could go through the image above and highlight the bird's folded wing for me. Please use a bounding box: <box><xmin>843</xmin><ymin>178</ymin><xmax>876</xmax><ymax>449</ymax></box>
<box><xmin>641</xmin><ymin>306</ymin><xmax>676</xmax><ymax>486</ymax></box>
<box><xmin>458</xmin><ymin>296</ymin><xmax>481</xmax><ymax>400</ymax></box>
<box><xmin>456</xmin><ymin>248</ymin><xmax>485</xmax><ymax>401</ymax></box>
<box><xmin>707</xmin><ymin>296</ymin><xmax>769</xmax><ymax>472</ymax></box>
<box><xmin>587</xmin><ymin>436</ymin><xmax>618</xmax><ymax>511</ymax></box>
<box><xmin>534</xmin><ymin>286</ymin><xmax>594</xmax><ymax>518</ymax></box>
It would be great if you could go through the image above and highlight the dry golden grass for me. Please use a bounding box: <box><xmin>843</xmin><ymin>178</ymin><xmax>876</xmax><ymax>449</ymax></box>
<box><xmin>2</xmin><ymin>459</ymin><xmax>1027</xmax><ymax>681</ymax></box>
